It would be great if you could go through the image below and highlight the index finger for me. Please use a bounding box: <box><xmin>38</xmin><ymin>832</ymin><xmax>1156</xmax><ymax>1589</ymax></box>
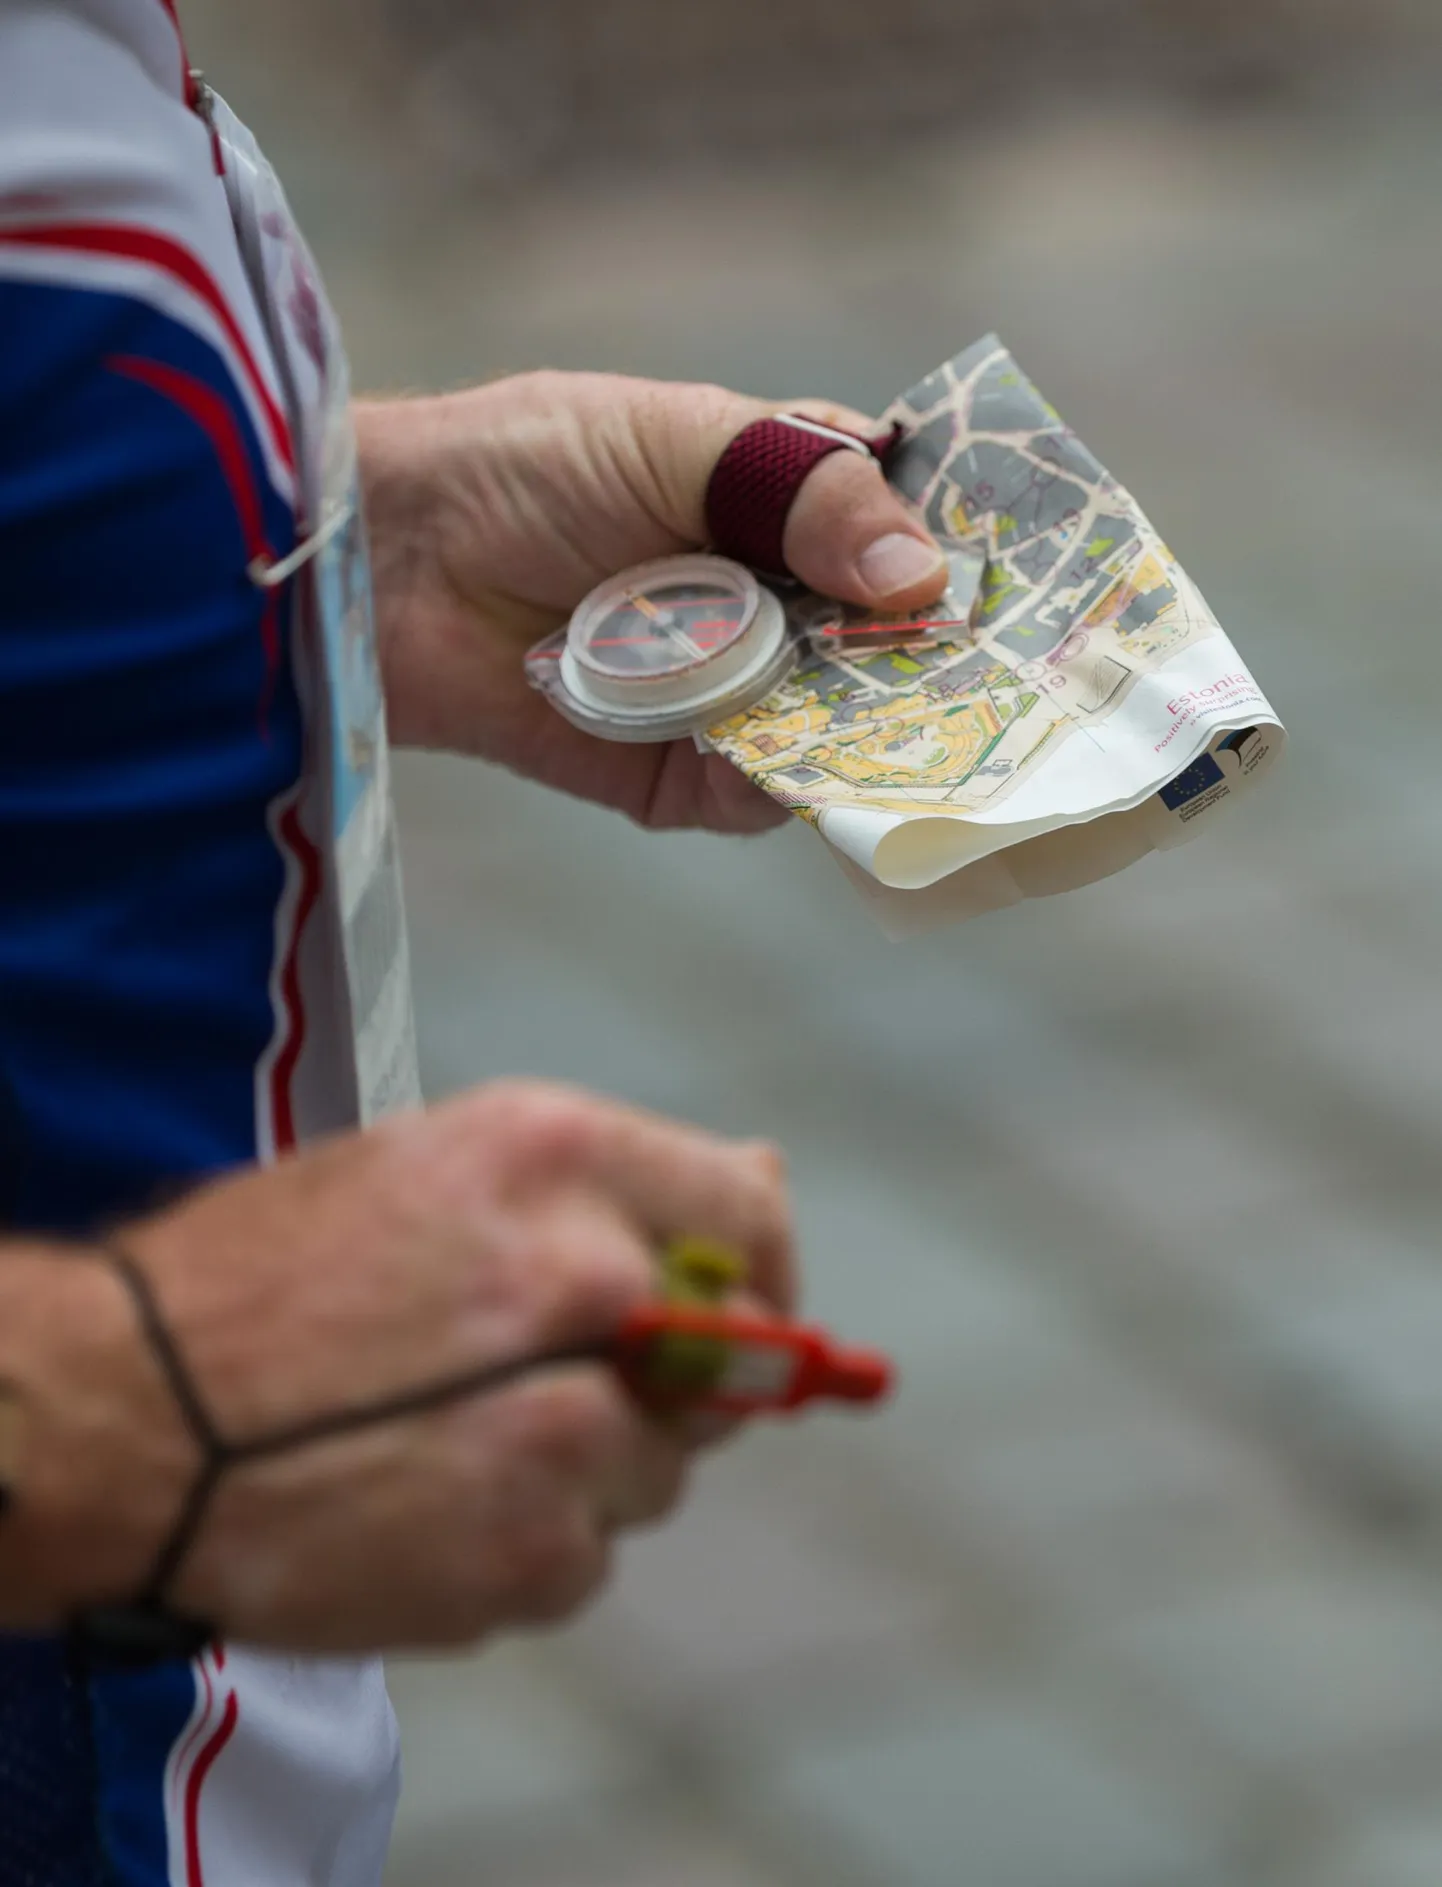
<box><xmin>575</xmin><ymin>1104</ymin><xmax>795</xmax><ymax>1317</ymax></box>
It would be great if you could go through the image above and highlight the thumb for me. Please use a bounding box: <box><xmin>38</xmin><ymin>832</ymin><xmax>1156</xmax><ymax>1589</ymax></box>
<box><xmin>631</xmin><ymin>385</ymin><xmax>949</xmax><ymax>614</ymax></box>
<box><xmin>780</xmin><ymin>438</ymin><xmax>950</xmax><ymax>613</ymax></box>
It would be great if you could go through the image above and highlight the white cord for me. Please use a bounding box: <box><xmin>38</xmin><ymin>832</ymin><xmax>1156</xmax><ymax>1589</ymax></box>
<box><xmin>247</xmin><ymin>504</ymin><xmax>350</xmax><ymax>590</ymax></box>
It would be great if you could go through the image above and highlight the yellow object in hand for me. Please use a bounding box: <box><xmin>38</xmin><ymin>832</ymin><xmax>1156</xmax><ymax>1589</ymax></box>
<box><xmin>641</xmin><ymin>1238</ymin><xmax>746</xmax><ymax>1396</ymax></box>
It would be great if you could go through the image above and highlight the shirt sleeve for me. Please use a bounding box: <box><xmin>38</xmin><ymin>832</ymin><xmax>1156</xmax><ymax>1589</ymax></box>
<box><xmin>0</xmin><ymin>0</ymin><xmax>306</xmax><ymax>1227</ymax></box>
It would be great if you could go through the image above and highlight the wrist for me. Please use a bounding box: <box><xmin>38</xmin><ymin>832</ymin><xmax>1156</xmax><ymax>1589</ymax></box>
<box><xmin>0</xmin><ymin>1244</ymin><xmax>193</xmax><ymax>1628</ymax></box>
<box><xmin>354</xmin><ymin>394</ymin><xmax>450</xmax><ymax>732</ymax></box>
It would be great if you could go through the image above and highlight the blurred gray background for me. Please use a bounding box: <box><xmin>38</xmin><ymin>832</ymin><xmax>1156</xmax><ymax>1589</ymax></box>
<box><xmin>188</xmin><ymin>5</ymin><xmax>1442</xmax><ymax>1883</ymax></box>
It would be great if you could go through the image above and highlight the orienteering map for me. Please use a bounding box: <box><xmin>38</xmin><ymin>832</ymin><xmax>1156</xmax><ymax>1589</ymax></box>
<box><xmin>708</xmin><ymin>336</ymin><xmax>1222</xmax><ymax>823</ymax></box>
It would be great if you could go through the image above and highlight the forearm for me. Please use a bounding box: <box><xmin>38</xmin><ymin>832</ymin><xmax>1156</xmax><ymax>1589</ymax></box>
<box><xmin>0</xmin><ymin>1243</ymin><xmax>186</xmax><ymax>1629</ymax></box>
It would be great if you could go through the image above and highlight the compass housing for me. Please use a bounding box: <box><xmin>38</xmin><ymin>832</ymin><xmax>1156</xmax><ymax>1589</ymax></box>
<box><xmin>525</xmin><ymin>554</ymin><xmax>795</xmax><ymax>742</ymax></box>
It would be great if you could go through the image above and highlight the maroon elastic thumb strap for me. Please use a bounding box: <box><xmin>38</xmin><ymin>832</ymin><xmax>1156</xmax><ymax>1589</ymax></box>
<box><xmin>704</xmin><ymin>415</ymin><xmax>903</xmax><ymax>577</ymax></box>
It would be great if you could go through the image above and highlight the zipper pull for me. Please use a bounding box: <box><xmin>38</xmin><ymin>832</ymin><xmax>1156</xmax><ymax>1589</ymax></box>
<box><xmin>187</xmin><ymin>67</ymin><xmax>225</xmax><ymax>177</ymax></box>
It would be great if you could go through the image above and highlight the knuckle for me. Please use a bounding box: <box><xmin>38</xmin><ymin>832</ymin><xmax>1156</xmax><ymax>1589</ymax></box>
<box><xmin>723</xmin><ymin>1147</ymin><xmax>792</xmax><ymax>1240</ymax></box>
<box><xmin>632</xmin><ymin>378</ymin><xmax>734</xmax><ymax>478</ymax></box>
<box><xmin>492</xmin><ymin>1080</ymin><xmax>601</xmax><ymax>1181</ymax></box>
<box><xmin>743</xmin><ymin>1138</ymin><xmax>789</xmax><ymax>1187</ymax></box>
<box><xmin>740</xmin><ymin>1141</ymin><xmax>791</xmax><ymax>1222</ymax></box>
<box><xmin>514</xmin><ymin>1373</ymin><xmax>625</xmax><ymax>1482</ymax></box>
<box><xmin>553</xmin><ymin>1222</ymin><xmax>653</xmax><ymax>1328</ymax></box>
<box><xmin>507</xmin><ymin>1511</ymin><xmax>609</xmax><ymax>1624</ymax></box>
<box><xmin>512</xmin><ymin>367</ymin><xmax>568</xmax><ymax>405</ymax></box>
<box><xmin>515</xmin><ymin>1205</ymin><xmax>651</xmax><ymax>1342</ymax></box>
<box><xmin>834</xmin><ymin>451</ymin><xmax>894</xmax><ymax>522</ymax></box>
<box><xmin>800</xmin><ymin>447</ymin><xmax>888</xmax><ymax>529</ymax></box>
<box><xmin>686</xmin><ymin>381</ymin><xmax>751</xmax><ymax>443</ymax></box>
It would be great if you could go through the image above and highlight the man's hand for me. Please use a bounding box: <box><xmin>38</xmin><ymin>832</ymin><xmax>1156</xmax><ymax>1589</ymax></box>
<box><xmin>356</xmin><ymin>372</ymin><xmax>948</xmax><ymax>832</ymax></box>
<box><xmin>0</xmin><ymin>1083</ymin><xmax>791</xmax><ymax>1652</ymax></box>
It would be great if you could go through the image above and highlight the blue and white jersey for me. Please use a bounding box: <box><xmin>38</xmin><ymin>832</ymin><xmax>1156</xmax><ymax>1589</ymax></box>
<box><xmin>0</xmin><ymin>2</ymin><xmax>407</xmax><ymax>1881</ymax></box>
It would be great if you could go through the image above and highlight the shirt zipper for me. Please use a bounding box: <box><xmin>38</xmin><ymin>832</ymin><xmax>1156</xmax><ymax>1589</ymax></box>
<box><xmin>187</xmin><ymin>67</ymin><xmax>225</xmax><ymax>177</ymax></box>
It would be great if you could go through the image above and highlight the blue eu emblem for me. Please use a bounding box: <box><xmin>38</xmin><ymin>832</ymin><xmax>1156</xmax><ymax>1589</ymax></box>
<box><xmin>1159</xmin><ymin>752</ymin><xmax>1224</xmax><ymax>812</ymax></box>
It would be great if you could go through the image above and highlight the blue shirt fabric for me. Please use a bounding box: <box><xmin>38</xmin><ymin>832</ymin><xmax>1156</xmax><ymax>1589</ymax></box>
<box><xmin>0</xmin><ymin>266</ymin><xmax>303</xmax><ymax>1882</ymax></box>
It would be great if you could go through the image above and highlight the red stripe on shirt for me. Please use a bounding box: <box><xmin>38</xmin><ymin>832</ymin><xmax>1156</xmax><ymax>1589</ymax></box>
<box><xmin>107</xmin><ymin>353</ymin><xmax>316</xmax><ymax>1151</ymax></box>
<box><xmin>107</xmin><ymin>353</ymin><xmax>283</xmax><ymax>727</ymax></box>
<box><xmin>184</xmin><ymin>1689</ymin><xmax>239</xmax><ymax>1887</ymax></box>
<box><xmin>0</xmin><ymin>222</ymin><xmax>294</xmax><ymax>477</ymax></box>
<box><xmin>167</xmin><ymin>1658</ymin><xmax>216</xmax><ymax>1832</ymax></box>
<box><xmin>271</xmin><ymin>797</ymin><xmax>323</xmax><ymax>1152</ymax></box>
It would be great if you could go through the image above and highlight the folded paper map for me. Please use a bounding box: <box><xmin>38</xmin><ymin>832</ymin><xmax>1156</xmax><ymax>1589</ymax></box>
<box><xmin>705</xmin><ymin>336</ymin><xmax>1284</xmax><ymax>931</ymax></box>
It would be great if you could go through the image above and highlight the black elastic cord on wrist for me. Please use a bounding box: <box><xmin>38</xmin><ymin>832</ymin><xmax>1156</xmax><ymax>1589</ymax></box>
<box><xmin>70</xmin><ymin>1243</ymin><xmax>600</xmax><ymax>1667</ymax></box>
<box><xmin>101</xmin><ymin>1245</ymin><xmax>233</xmax><ymax>1604</ymax></box>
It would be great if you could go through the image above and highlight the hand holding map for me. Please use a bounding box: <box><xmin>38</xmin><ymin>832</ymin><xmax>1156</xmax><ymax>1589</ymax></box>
<box><xmin>704</xmin><ymin>335</ymin><xmax>1284</xmax><ymax>931</ymax></box>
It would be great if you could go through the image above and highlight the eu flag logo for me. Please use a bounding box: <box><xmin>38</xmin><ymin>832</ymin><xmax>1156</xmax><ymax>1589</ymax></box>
<box><xmin>1159</xmin><ymin>753</ymin><xmax>1224</xmax><ymax>812</ymax></box>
